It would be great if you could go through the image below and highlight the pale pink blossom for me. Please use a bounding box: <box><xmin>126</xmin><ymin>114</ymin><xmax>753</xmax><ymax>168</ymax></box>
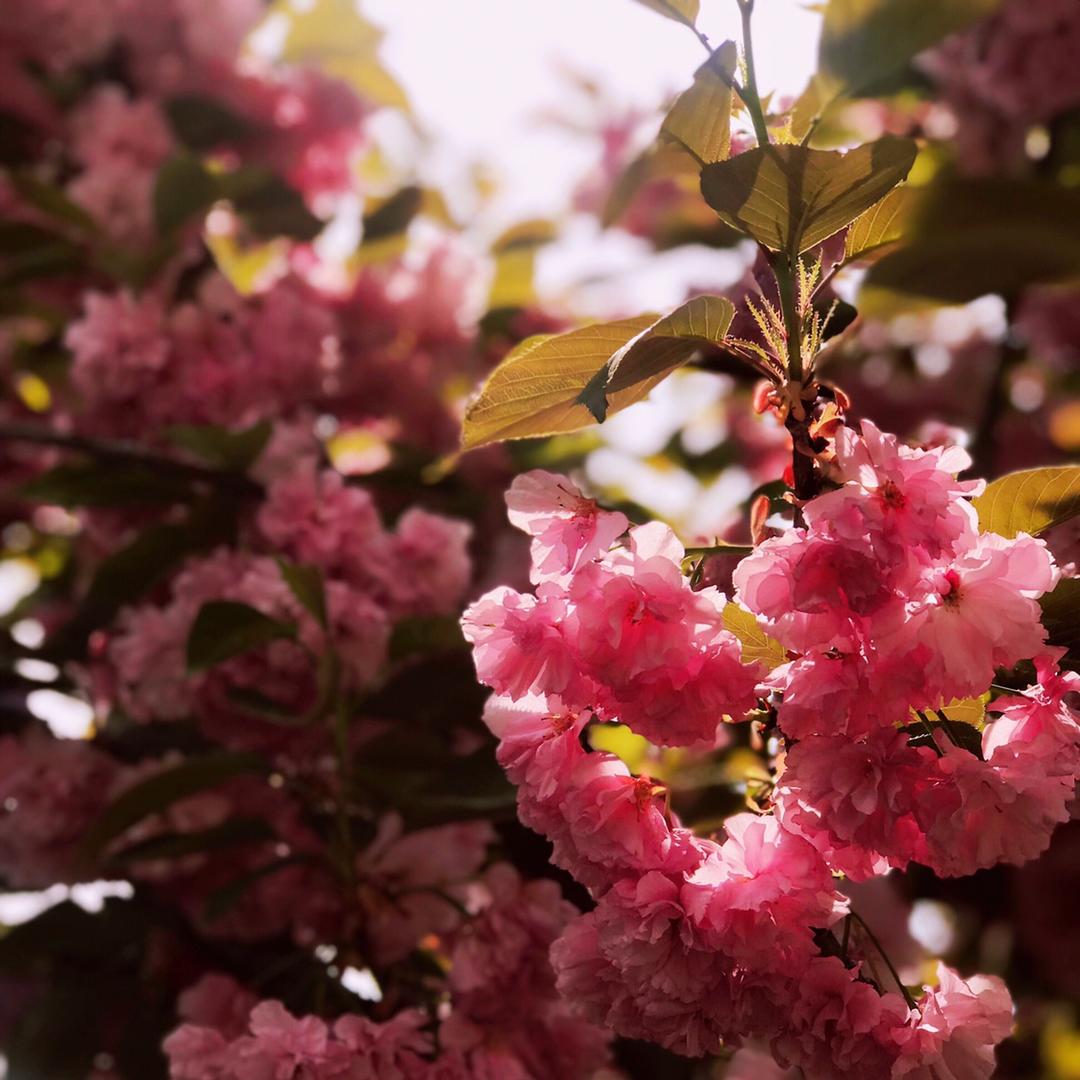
<box><xmin>890</xmin><ymin>964</ymin><xmax>1013</xmax><ymax>1080</ymax></box>
<box><xmin>682</xmin><ymin>814</ymin><xmax>846</xmax><ymax>967</ymax></box>
<box><xmin>565</xmin><ymin>522</ymin><xmax>760</xmax><ymax>745</ymax></box>
<box><xmin>505</xmin><ymin>469</ymin><xmax>628</xmax><ymax>583</ymax></box>
<box><xmin>461</xmin><ymin>586</ymin><xmax>578</xmax><ymax>701</ymax></box>
<box><xmin>889</xmin><ymin>531</ymin><xmax>1057</xmax><ymax>702</ymax></box>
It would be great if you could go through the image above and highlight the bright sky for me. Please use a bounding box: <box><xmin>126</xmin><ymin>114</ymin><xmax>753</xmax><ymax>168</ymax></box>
<box><xmin>365</xmin><ymin>0</ymin><xmax>821</xmax><ymax>218</ymax></box>
<box><xmin>361</xmin><ymin>1</ymin><xmax>820</xmax><ymax>312</ymax></box>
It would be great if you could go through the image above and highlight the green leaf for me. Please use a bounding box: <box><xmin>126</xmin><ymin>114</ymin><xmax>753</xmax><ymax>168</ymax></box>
<box><xmin>905</xmin><ymin>716</ymin><xmax>984</xmax><ymax>757</ymax></box>
<box><xmin>1040</xmin><ymin>578</ymin><xmax>1080</xmax><ymax>659</ymax></box>
<box><xmin>203</xmin><ymin>854</ymin><xmax>315</xmax><ymax>922</ymax></box>
<box><xmin>219</xmin><ymin>167</ymin><xmax>324</xmax><ymax>241</ymax></box>
<box><xmin>165</xmin><ymin>95</ymin><xmax>254</xmax><ymax>150</ymax></box>
<box><xmin>699</xmin><ymin>136</ymin><xmax>917</xmax><ymax>256</ymax></box>
<box><xmin>107</xmin><ymin>817</ymin><xmax>273</xmax><ymax>865</ymax></box>
<box><xmin>578</xmin><ymin>295</ymin><xmax>735</xmax><ymax>422</ymax></box>
<box><xmin>20</xmin><ymin>461</ymin><xmax>195</xmax><ymax>507</ymax></box>
<box><xmin>389</xmin><ymin>615</ymin><xmax>466</xmax><ymax>661</ymax></box>
<box><xmin>9</xmin><ymin>171</ymin><xmax>98</xmax><ymax>232</ymax></box>
<box><xmin>861</xmin><ymin>178</ymin><xmax>1080</xmax><ymax>304</ymax></box>
<box><xmin>973</xmin><ymin>466</ymin><xmax>1080</xmax><ymax>539</ymax></box>
<box><xmin>723</xmin><ymin>602</ymin><xmax>787</xmax><ymax>669</ymax></box>
<box><xmin>166</xmin><ymin>420</ymin><xmax>272</xmax><ymax>470</ymax></box>
<box><xmin>186</xmin><ymin>600</ymin><xmax>297</xmax><ymax>672</ymax></box>
<box><xmin>631</xmin><ymin>0</ymin><xmax>700</xmax><ymax>26</ymax></box>
<box><xmin>820</xmin><ymin>0</ymin><xmax>1001</xmax><ymax>95</ymax></box>
<box><xmin>0</xmin><ymin>223</ymin><xmax>83</xmax><ymax>285</ymax></box>
<box><xmin>461</xmin><ymin>315</ymin><xmax>655</xmax><ymax>450</ymax></box>
<box><xmin>84</xmin><ymin>752</ymin><xmax>266</xmax><ymax>853</ymax></box>
<box><xmin>661</xmin><ymin>42</ymin><xmax>737</xmax><ymax>165</ymax></box>
<box><xmin>276</xmin><ymin>559</ymin><xmax>328</xmax><ymax>628</ymax></box>
<box><xmin>226</xmin><ymin>685</ymin><xmax>308</xmax><ymax>724</ymax></box>
<box><xmin>154</xmin><ymin>153</ymin><xmax>220</xmax><ymax>235</ymax></box>
<box><xmin>843</xmin><ymin>184</ymin><xmax>915</xmax><ymax>263</ymax></box>
<box><xmin>44</xmin><ymin>501</ymin><xmax>238</xmax><ymax>661</ymax></box>
<box><xmin>361</xmin><ymin>185</ymin><xmax>423</xmax><ymax>245</ymax></box>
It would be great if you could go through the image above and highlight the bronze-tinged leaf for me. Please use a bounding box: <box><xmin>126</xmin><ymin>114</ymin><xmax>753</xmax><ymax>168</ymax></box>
<box><xmin>661</xmin><ymin>42</ymin><xmax>737</xmax><ymax>165</ymax></box>
<box><xmin>461</xmin><ymin>316</ymin><xmax>655</xmax><ymax>450</ymax></box>
<box><xmin>699</xmin><ymin>137</ymin><xmax>917</xmax><ymax>256</ymax></box>
<box><xmin>722</xmin><ymin>603</ymin><xmax>787</xmax><ymax>670</ymax></box>
<box><xmin>580</xmin><ymin>295</ymin><xmax>736</xmax><ymax>421</ymax></box>
<box><xmin>819</xmin><ymin>0</ymin><xmax>1002</xmax><ymax>95</ymax></box>
<box><xmin>974</xmin><ymin>466</ymin><xmax>1080</xmax><ymax>539</ymax></box>
<box><xmin>631</xmin><ymin>0</ymin><xmax>700</xmax><ymax>27</ymax></box>
<box><xmin>843</xmin><ymin>185</ymin><xmax>916</xmax><ymax>263</ymax></box>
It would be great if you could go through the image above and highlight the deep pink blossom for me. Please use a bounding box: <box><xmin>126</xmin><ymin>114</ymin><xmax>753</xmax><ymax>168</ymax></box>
<box><xmin>775</xmin><ymin>728</ymin><xmax>935</xmax><ymax>879</ymax></box>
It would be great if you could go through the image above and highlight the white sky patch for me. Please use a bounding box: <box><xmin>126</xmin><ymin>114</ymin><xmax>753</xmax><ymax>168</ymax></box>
<box><xmin>341</xmin><ymin>965</ymin><xmax>383</xmax><ymax>1001</ymax></box>
<box><xmin>27</xmin><ymin>689</ymin><xmax>95</xmax><ymax>739</ymax></box>
<box><xmin>0</xmin><ymin>881</ymin><xmax>135</xmax><ymax>927</ymax></box>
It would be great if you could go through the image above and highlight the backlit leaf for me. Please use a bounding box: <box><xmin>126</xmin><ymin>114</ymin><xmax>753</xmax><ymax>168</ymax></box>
<box><xmin>974</xmin><ymin>466</ymin><xmax>1080</xmax><ymax>539</ymax></box>
<box><xmin>661</xmin><ymin>42</ymin><xmax>737</xmax><ymax>165</ymax></box>
<box><xmin>277</xmin><ymin>0</ymin><xmax>409</xmax><ymax>110</ymax></box>
<box><xmin>579</xmin><ymin>295</ymin><xmax>735</xmax><ymax>422</ymax></box>
<box><xmin>862</xmin><ymin>178</ymin><xmax>1080</xmax><ymax>304</ymax></box>
<box><xmin>723</xmin><ymin>603</ymin><xmax>787</xmax><ymax>670</ymax></box>
<box><xmin>699</xmin><ymin>136</ymin><xmax>917</xmax><ymax>255</ymax></box>
<box><xmin>631</xmin><ymin>0</ymin><xmax>700</xmax><ymax>27</ymax></box>
<box><xmin>487</xmin><ymin>219</ymin><xmax>558</xmax><ymax>311</ymax></box>
<box><xmin>461</xmin><ymin>316</ymin><xmax>656</xmax><ymax>449</ymax></box>
<box><xmin>843</xmin><ymin>185</ymin><xmax>915</xmax><ymax>262</ymax></box>
<box><xmin>820</xmin><ymin>0</ymin><xmax>1002</xmax><ymax>95</ymax></box>
<box><xmin>935</xmin><ymin>695</ymin><xmax>989</xmax><ymax>729</ymax></box>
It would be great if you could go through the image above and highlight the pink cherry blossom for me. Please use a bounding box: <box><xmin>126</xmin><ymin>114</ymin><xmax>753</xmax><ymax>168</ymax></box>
<box><xmin>461</xmin><ymin>586</ymin><xmax>578</xmax><ymax>701</ymax></box>
<box><xmin>888</xmin><ymin>531</ymin><xmax>1057</xmax><ymax>702</ymax></box>
<box><xmin>0</xmin><ymin>729</ymin><xmax>121</xmax><ymax>888</ymax></box>
<box><xmin>890</xmin><ymin>964</ymin><xmax>1013</xmax><ymax>1080</ymax></box>
<box><xmin>771</xmin><ymin>956</ymin><xmax>910</xmax><ymax>1078</ymax></box>
<box><xmin>505</xmin><ymin>469</ymin><xmax>628</xmax><ymax>583</ymax></box>
<box><xmin>806</xmin><ymin>419</ymin><xmax>983</xmax><ymax>559</ymax></box>
<box><xmin>734</xmin><ymin>528</ymin><xmax>903</xmax><ymax>654</ymax></box>
<box><xmin>775</xmin><ymin>728</ymin><xmax>936</xmax><ymax>879</ymax></box>
<box><xmin>681</xmin><ymin>814</ymin><xmax>846</xmax><ymax>967</ymax></box>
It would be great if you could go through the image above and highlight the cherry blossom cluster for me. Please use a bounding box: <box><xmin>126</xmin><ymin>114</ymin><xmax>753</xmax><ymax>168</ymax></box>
<box><xmin>462</xmin><ymin>426</ymin><xmax>1076</xmax><ymax>1077</ymax></box>
<box><xmin>61</xmin><ymin>244</ymin><xmax>483</xmax><ymax>456</ymax></box>
<box><xmin>922</xmin><ymin>0</ymin><xmax>1080</xmax><ymax>175</ymax></box>
<box><xmin>96</xmin><ymin>464</ymin><xmax>471</xmax><ymax>756</ymax></box>
<box><xmin>3</xmin><ymin>0</ymin><xmax>364</xmax><ymax>246</ymax></box>
<box><xmin>164</xmin><ymin>864</ymin><xmax>611</xmax><ymax>1079</ymax></box>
